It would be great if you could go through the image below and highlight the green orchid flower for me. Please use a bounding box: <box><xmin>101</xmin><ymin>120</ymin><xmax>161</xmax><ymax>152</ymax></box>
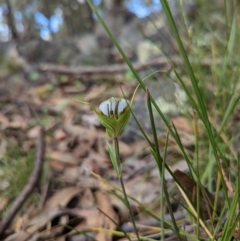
<box><xmin>70</xmin><ymin>84</ymin><xmax>140</xmax><ymax>138</ymax></box>
<box><xmin>97</xmin><ymin>97</ymin><xmax>130</xmax><ymax>138</ymax></box>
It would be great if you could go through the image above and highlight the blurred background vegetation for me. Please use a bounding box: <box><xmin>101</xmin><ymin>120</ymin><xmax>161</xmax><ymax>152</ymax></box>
<box><xmin>0</xmin><ymin>0</ymin><xmax>162</xmax><ymax>41</ymax></box>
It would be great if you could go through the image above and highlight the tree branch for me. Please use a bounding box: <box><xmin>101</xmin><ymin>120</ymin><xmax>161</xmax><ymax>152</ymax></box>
<box><xmin>5</xmin><ymin>0</ymin><xmax>18</xmax><ymax>40</ymax></box>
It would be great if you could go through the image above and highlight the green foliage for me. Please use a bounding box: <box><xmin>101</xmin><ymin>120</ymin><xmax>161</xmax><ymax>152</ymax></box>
<box><xmin>106</xmin><ymin>140</ymin><xmax>119</xmax><ymax>175</ymax></box>
<box><xmin>97</xmin><ymin>105</ymin><xmax>131</xmax><ymax>138</ymax></box>
<box><xmin>0</xmin><ymin>145</ymin><xmax>48</xmax><ymax>218</ymax></box>
<box><xmin>0</xmin><ymin>147</ymin><xmax>34</xmax><ymax>197</ymax></box>
<box><xmin>87</xmin><ymin>0</ymin><xmax>240</xmax><ymax>240</ymax></box>
<box><xmin>29</xmin><ymin>71</ymin><xmax>39</xmax><ymax>81</ymax></box>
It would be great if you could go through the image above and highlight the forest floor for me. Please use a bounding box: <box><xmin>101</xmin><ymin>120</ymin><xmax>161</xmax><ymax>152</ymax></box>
<box><xmin>1</xmin><ymin>3</ymin><xmax>240</xmax><ymax>241</ymax></box>
<box><xmin>0</xmin><ymin>48</ymin><xmax>196</xmax><ymax>241</ymax></box>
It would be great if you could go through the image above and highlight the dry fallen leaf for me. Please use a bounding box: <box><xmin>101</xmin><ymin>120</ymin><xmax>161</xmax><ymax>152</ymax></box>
<box><xmin>0</xmin><ymin>198</ymin><xmax>8</xmax><ymax>211</ymax></box>
<box><xmin>78</xmin><ymin>188</ymin><xmax>95</xmax><ymax>209</ymax></box>
<box><xmin>6</xmin><ymin>208</ymin><xmax>72</xmax><ymax>241</ymax></box>
<box><xmin>174</xmin><ymin>170</ymin><xmax>223</xmax><ymax>220</ymax></box>
<box><xmin>171</xmin><ymin>116</ymin><xmax>193</xmax><ymax>134</ymax></box>
<box><xmin>233</xmin><ymin>222</ymin><xmax>240</xmax><ymax>240</ymax></box>
<box><xmin>0</xmin><ymin>113</ymin><xmax>9</xmax><ymax>129</ymax></box>
<box><xmin>109</xmin><ymin>193</ymin><xmax>130</xmax><ymax>223</ymax></box>
<box><xmin>7</xmin><ymin>187</ymin><xmax>85</xmax><ymax>241</ymax></box>
<box><xmin>54</xmin><ymin>129</ymin><xmax>67</xmax><ymax>141</ymax></box>
<box><xmin>49</xmin><ymin>159</ymin><xmax>78</xmax><ymax>172</ymax></box>
<box><xmin>84</xmin><ymin>85</ymin><xmax>107</xmax><ymax>102</ymax></box>
<box><xmin>28</xmin><ymin>126</ymin><xmax>42</xmax><ymax>139</ymax></box>
<box><xmin>95</xmin><ymin>191</ymin><xmax>119</xmax><ymax>241</ymax></box>
<box><xmin>45</xmin><ymin>187</ymin><xmax>83</xmax><ymax>209</ymax></box>
<box><xmin>118</xmin><ymin>140</ymin><xmax>133</xmax><ymax>157</ymax></box>
<box><xmin>61</xmin><ymin>166</ymin><xmax>80</xmax><ymax>183</ymax></box>
<box><xmin>48</xmin><ymin>151</ymin><xmax>80</xmax><ymax>164</ymax></box>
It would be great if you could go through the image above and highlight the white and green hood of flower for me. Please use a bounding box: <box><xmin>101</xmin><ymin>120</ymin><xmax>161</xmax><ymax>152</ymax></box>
<box><xmin>97</xmin><ymin>97</ymin><xmax>131</xmax><ymax>138</ymax></box>
<box><xmin>74</xmin><ymin>83</ymin><xmax>140</xmax><ymax>138</ymax></box>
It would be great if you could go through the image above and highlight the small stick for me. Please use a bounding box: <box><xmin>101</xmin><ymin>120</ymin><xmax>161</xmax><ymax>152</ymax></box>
<box><xmin>38</xmin><ymin>56</ymin><xmax>225</xmax><ymax>76</ymax></box>
<box><xmin>0</xmin><ymin>127</ymin><xmax>45</xmax><ymax>237</ymax></box>
<box><xmin>220</xmin><ymin>161</ymin><xmax>234</xmax><ymax>196</ymax></box>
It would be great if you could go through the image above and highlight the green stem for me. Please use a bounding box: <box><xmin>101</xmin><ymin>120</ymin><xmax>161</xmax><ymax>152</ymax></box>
<box><xmin>113</xmin><ymin>137</ymin><xmax>140</xmax><ymax>241</ymax></box>
<box><xmin>146</xmin><ymin>90</ymin><xmax>182</xmax><ymax>240</ymax></box>
<box><xmin>193</xmin><ymin>111</ymin><xmax>200</xmax><ymax>238</ymax></box>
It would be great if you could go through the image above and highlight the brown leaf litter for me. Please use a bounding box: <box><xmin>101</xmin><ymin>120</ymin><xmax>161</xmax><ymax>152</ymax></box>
<box><xmin>0</xmin><ymin>75</ymin><xmax>201</xmax><ymax>241</ymax></box>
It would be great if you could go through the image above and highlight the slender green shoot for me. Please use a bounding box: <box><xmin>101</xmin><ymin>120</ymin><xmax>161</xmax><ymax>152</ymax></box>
<box><xmin>146</xmin><ymin>89</ymin><xmax>182</xmax><ymax>240</ymax></box>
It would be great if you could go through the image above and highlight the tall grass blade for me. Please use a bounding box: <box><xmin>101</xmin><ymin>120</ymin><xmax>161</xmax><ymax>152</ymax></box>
<box><xmin>146</xmin><ymin>89</ymin><xmax>182</xmax><ymax>240</ymax></box>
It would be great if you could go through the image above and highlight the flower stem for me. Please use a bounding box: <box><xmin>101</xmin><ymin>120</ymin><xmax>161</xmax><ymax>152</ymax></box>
<box><xmin>113</xmin><ymin>137</ymin><xmax>140</xmax><ymax>241</ymax></box>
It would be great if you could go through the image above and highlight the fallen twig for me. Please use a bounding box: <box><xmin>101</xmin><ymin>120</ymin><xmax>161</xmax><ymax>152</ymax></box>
<box><xmin>121</xmin><ymin>210</ymin><xmax>185</xmax><ymax>233</ymax></box>
<box><xmin>0</xmin><ymin>127</ymin><xmax>45</xmax><ymax>237</ymax></box>
<box><xmin>220</xmin><ymin>161</ymin><xmax>234</xmax><ymax>196</ymax></box>
<box><xmin>38</xmin><ymin>56</ymin><xmax>224</xmax><ymax>76</ymax></box>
